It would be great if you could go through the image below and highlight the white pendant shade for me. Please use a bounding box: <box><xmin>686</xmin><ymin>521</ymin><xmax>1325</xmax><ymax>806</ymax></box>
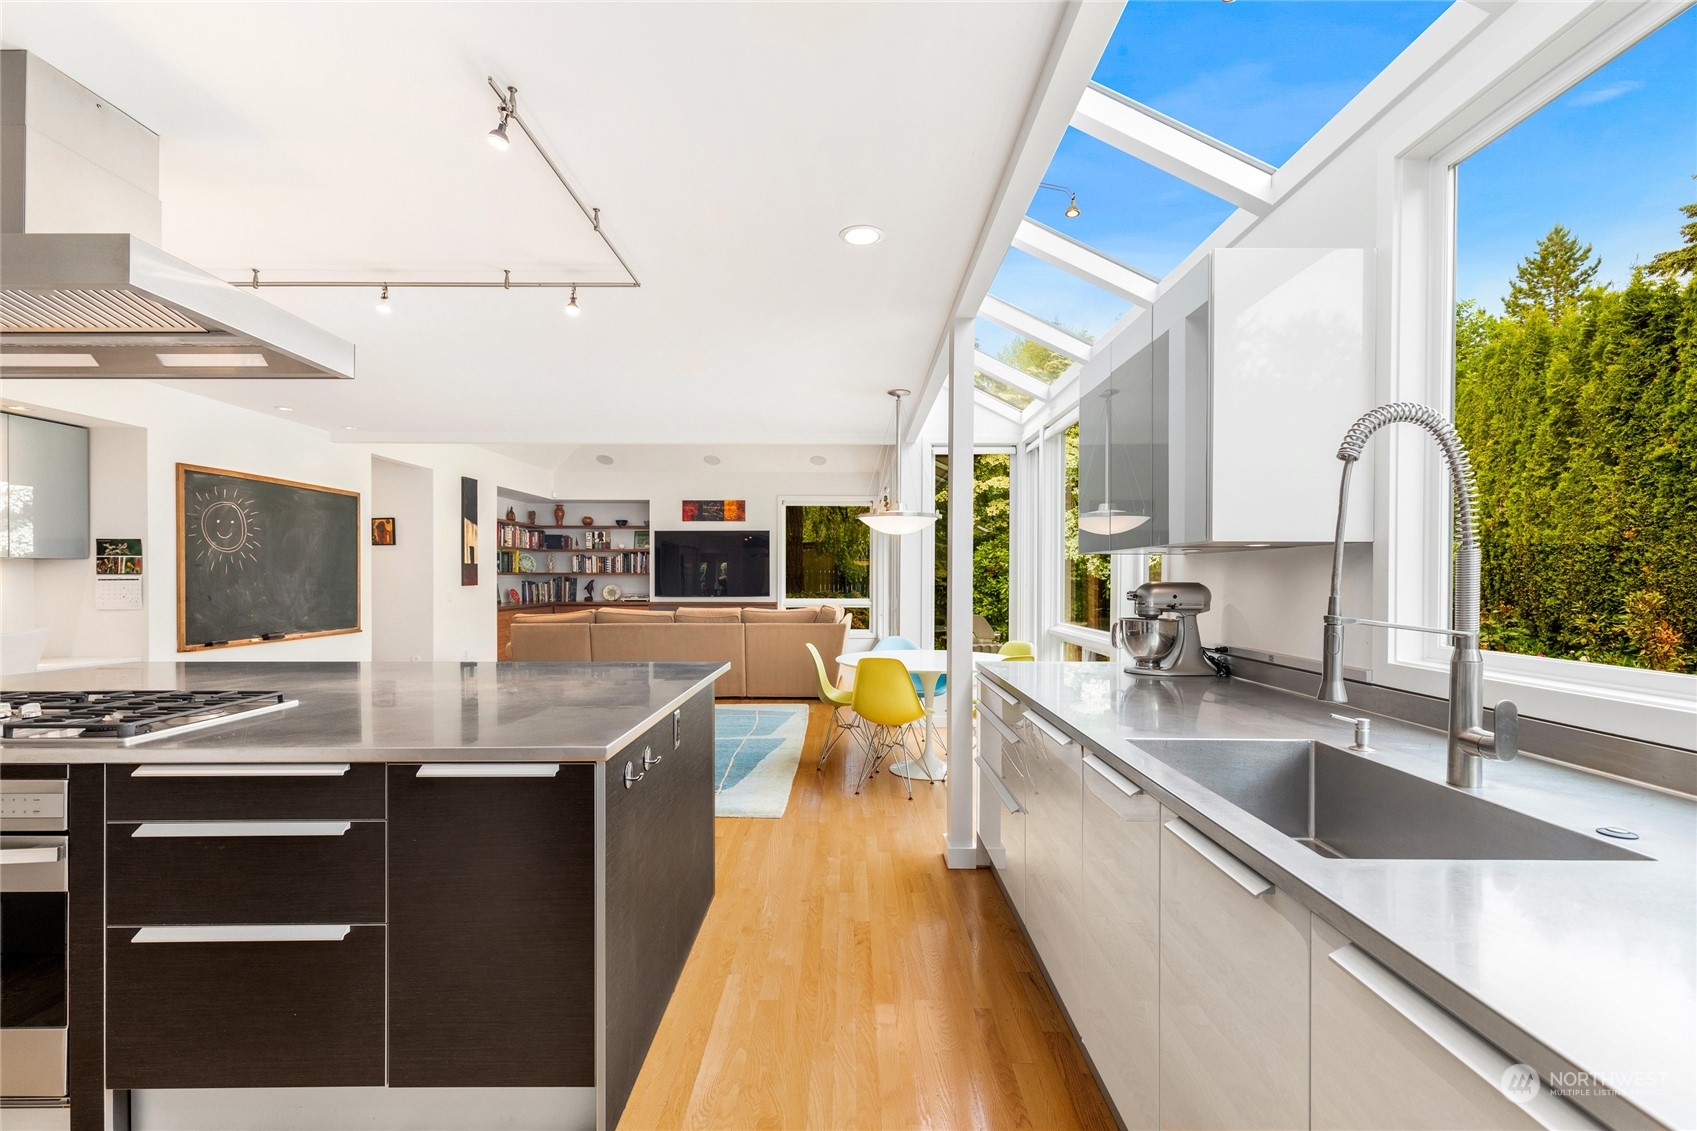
<box><xmin>1078</xmin><ymin>505</ymin><xmax>1149</xmax><ymax>536</ymax></box>
<box><xmin>860</xmin><ymin>510</ymin><xmax>936</xmax><ymax>536</ymax></box>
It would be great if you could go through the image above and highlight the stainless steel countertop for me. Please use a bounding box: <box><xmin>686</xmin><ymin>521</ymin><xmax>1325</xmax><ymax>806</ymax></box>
<box><xmin>0</xmin><ymin>661</ymin><xmax>728</xmax><ymax>764</ymax></box>
<box><xmin>981</xmin><ymin>662</ymin><xmax>1696</xmax><ymax>1131</ymax></box>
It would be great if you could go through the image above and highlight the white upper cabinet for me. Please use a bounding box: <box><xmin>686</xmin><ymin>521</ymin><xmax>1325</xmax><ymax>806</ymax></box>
<box><xmin>1079</xmin><ymin>248</ymin><xmax>1374</xmax><ymax>551</ymax></box>
<box><xmin>1</xmin><ymin>411</ymin><xmax>90</xmax><ymax>559</ymax></box>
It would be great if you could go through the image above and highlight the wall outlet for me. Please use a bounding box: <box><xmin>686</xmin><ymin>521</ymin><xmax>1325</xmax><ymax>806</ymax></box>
<box><xmin>95</xmin><ymin>577</ymin><xmax>143</xmax><ymax>610</ymax></box>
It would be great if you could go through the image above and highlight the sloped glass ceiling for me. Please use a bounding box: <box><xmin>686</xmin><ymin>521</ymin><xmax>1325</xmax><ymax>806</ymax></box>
<box><xmin>987</xmin><ymin>247</ymin><xmax>1130</xmax><ymax>344</ymax></box>
<box><xmin>1092</xmin><ymin>0</ymin><xmax>1452</xmax><ymax>167</ymax></box>
<box><xmin>975</xmin><ymin>371</ymin><xmax>1037</xmax><ymax>410</ymax></box>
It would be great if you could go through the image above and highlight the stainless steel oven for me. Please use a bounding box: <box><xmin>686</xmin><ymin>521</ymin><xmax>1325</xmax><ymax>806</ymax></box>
<box><xmin>1</xmin><ymin>776</ymin><xmax>70</xmax><ymax>1117</ymax></box>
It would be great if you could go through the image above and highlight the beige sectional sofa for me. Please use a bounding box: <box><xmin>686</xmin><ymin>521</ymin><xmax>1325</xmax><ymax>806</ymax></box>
<box><xmin>506</xmin><ymin>605</ymin><xmax>849</xmax><ymax>698</ymax></box>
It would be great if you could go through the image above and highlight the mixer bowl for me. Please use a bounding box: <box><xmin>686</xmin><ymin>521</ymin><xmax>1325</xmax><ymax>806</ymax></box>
<box><xmin>1116</xmin><ymin>616</ymin><xmax>1179</xmax><ymax>665</ymax></box>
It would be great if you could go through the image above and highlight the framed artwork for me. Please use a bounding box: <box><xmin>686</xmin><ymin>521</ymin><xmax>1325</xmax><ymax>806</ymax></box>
<box><xmin>682</xmin><ymin>499</ymin><xmax>746</xmax><ymax>522</ymax></box>
<box><xmin>371</xmin><ymin>517</ymin><xmax>396</xmax><ymax>546</ymax></box>
<box><xmin>461</xmin><ymin>477</ymin><xmax>479</xmax><ymax>586</ymax></box>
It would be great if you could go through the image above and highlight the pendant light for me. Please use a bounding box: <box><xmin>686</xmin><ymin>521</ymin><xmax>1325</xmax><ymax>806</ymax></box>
<box><xmin>1077</xmin><ymin>384</ymin><xmax>1149</xmax><ymax>536</ymax></box>
<box><xmin>860</xmin><ymin>389</ymin><xmax>937</xmax><ymax>535</ymax></box>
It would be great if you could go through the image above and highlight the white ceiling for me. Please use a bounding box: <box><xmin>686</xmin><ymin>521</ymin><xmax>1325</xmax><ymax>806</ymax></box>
<box><xmin>0</xmin><ymin>1</ymin><xmax>1068</xmax><ymax>448</ymax></box>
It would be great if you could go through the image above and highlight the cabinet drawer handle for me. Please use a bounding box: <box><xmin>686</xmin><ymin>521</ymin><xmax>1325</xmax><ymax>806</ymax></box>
<box><xmin>130</xmin><ymin>821</ymin><xmax>352</xmax><ymax>838</ymax></box>
<box><xmin>978</xmin><ymin>679</ymin><xmax>1018</xmax><ymax>710</ymax></box>
<box><xmin>642</xmin><ymin>746</ymin><xmax>663</xmax><ymax>769</ymax></box>
<box><xmin>981</xmin><ymin>709</ymin><xmax>1023</xmax><ymax>746</ymax></box>
<box><xmin>1165</xmin><ymin>818</ymin><xmax>1272</xmax><ymax>898</ymax></box>
<box><xmin>1084</xmin><ymin>753</ymin><xmax>1142</xmax><ymax>797</ymax></box>
<box><xmin>623</xmin><ymin>762</ymin><xmax>645</xmax><ymax>788</ymax></box>
<box><xmin>131</xmin><ymin>763</ymin><xmax>350</xmax><ymax>777</ymax></box>
<box><xmin>415</xmin><ymin>763</ymin><xmax>560</xmax><ymax>778</ymax></box>
<box><xmin>0</xmin><ymin>844</ymin><xmax>63</xmax><ymax>864</ymax></box>
<box><xmin>130</xmin><ymin>925</ymin><xmax>352</xmax><ymax>944</ymax></box>
<box><xmin>1327</xmin><ymin>945</ymin><xmax>1598</xmax><ymax>1130</ymax></box>
<box><xmin>673</xmin><ymin>708</ymin><xmax>682</xmax><ymax>750</ymax></box>
<box><xmin>1024</xmin><ymin>712</ymin><xmax>1073</xmax><ymax>748</ymax></box>
<box><xmin>974</xmin><ymin>756</ymin><xmax>1023</xmax><ymax>815</ymax></box>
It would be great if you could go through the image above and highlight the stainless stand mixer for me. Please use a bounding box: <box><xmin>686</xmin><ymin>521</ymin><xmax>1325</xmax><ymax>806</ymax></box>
<box><xmin>1111</xmin><ymin>581</ymin><xmax>1224</xmax><ymax>677</ymax></box>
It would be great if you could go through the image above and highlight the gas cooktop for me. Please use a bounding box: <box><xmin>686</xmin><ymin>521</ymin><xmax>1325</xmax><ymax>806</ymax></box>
<box><xmin>0</xmin><ymin>690</ymin><xmax>299</xmax><ymax>746</ymax></box>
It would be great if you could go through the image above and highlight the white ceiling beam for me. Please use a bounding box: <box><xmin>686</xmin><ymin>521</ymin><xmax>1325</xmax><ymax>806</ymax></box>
<box><xmin>979</xmin><ymin>295</ymin><xmax>1092</xmax><ymax>363</ymax></box>
<box><xmin>974</xmin><ymin>386</ymin><xmax>1025</xmax><ymax>422</ymax></box>
<box><xmin>1072</xmin><ymin>84</ymin><xmax>1276</xmax><ymax>215</ymax></box>
<box><xmin>1012</xmin><ymin>218</ymin><xmax>1159</xmax><ymax>306</ymax></box>
<box><xmin>974</xmin><ymin>351</ymin><xmax>1053</xmax><ymax>401</ymax></box>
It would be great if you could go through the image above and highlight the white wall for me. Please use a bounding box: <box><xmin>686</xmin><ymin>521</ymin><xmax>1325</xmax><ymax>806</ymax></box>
<box><xmin>370</xmin><ymin>457</ymin><xmax>434</xmax><ymax>662</ymax></box>
<box><xmin>1</xmin><ymin>380</ymin><xmax>554</xmax><ymax>664</ymax></box>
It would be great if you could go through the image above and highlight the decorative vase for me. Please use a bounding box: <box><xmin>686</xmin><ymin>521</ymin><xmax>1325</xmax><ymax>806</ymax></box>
<box><xmin>554</xmin><ymin>504</ymin><xmax>566</xmax><ymax>526</ymax></box>
<box><xmin>506</xmin><ymin>506</ymin><xmax>516</xmax><ymax>522</ymax></box>
<box><xmin>615</xmin><ymin>519</ymin><xmax>629</xmax><ymax>527</ymax></box>
<box><xmin>581</xmin><ymin>515</ymin><xmax>594</xmax><ymax>527</ymax></box>
<box><xmin>527</xmin><ymin>510</ymin><xmax>536</xmax><ymax>526</ymax></box>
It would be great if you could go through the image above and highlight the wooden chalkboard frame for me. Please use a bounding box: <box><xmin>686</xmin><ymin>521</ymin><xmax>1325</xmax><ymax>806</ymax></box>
<box><xmin>176</xmin><ymin>463</ymin><xmax>362</xmax><ymax>652</ymax></box>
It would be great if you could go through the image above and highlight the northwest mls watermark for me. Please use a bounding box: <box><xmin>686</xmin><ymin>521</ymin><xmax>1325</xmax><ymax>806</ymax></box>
<box><xmin>1500</xmin><ymin>1063</ymin><xmax>1669</xmax><ymax>1104</ymax></box>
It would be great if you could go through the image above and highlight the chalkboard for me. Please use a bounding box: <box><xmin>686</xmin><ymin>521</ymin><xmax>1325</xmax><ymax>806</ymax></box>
<box><xmin>177</xmin><ymin>464</ymin><xmax>360</xmax><ymax>651</ymax></box>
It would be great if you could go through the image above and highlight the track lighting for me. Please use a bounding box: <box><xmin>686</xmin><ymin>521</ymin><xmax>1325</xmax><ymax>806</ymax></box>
<box><xmin>564</xmin><ymin>286</ymin><xmax>581</xmax><ymax>317</ymax></box>
<box><xmin>376</xmin><ymin>285</ymin><xmax>391</xmax><ymax>314</ymax></box>
<box><xmin>488</xmin><ymin>85</ymin><xmax>516</xmax><ymax>150</ymax></box>
<box><xmin>487</xmin><ymin>118</ymin><xmax>511</xmax><ymax>150</ymax></box>
<box><xmin>1039</xmin><ymin>182</ymin><xmax>1081</xmax><ymax>220</ymax></box>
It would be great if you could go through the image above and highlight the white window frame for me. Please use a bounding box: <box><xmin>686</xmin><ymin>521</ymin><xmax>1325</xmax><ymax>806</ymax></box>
<box><xmin>776</xmin><ymin>496</ymin><xmax>875</xmax><ymax>638</ymax></box>
<box><xmin>1385</xmin><ymin>0</ymin><xmax>1696</xmax><ymax>748</ymax></box>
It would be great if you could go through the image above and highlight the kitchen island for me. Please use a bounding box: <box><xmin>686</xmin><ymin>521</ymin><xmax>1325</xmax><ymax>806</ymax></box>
<box><xmin>0</xmin><ymin>660</ymin><xmax>727</xmax><ymax>1131</ymax></box>
<box><xmin>976</xmin><ymin>662</ymin><xmax>1695</xmax><ymax>1131</ymax></box>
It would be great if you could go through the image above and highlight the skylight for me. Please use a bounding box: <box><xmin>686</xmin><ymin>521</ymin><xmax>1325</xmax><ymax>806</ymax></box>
<box><xmin>987</xmin><ymin>247</ymin><xmax>1129</xmax><ymax>343</ymax></box>
<box><xmin>974</xmin><ymin>371</ymin><xmax>1037</xmax><ymax>410</ymax></box>
<box><xmin>1091</xmin><ymin>0</ymin><xmax>1451</xmax><ymax>166</ymax></box>
<box><xmin>1029</xmin><ymin>127</ymin><xmax>1240</xmax><ymax>280</ymax></box>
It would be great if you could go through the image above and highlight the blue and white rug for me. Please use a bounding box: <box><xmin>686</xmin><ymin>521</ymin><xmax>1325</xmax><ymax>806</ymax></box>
<box><xmin>715</xmin><ymin>704</ymin><xmax>809</xmax><ymax>818</ymax></box>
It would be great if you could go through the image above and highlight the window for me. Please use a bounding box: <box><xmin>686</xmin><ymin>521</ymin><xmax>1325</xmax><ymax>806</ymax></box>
<box><xmin>782</xmin><ymin>504</ymin><xmax>871</xmax><ymax>629</ymax></box>
<box><xmin>933</xmin><ymin>452</ymin><xmax>1013</xmax><ymax>650</ymax></box>
<box><xmin>1064</xmin><ymin>422</ymin><xmax>1111</xmax><ymax>635</ymax></box>
<box><xmin>1453</xmin><ymin>7</ymin><xmax>1696</xmax><ymax>675</ymax></box>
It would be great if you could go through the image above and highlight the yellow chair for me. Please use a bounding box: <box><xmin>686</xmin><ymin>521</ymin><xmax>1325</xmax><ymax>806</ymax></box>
<box><xmin>999</xmin><ymin>640</ymin><xmax>1036</xmax><ymax>662</ymax></box>
<box><xmin>849</xmin><ymin>656</ymin><xmax>928</xmax><ymax>799</ymax></box>
<box><xmin>805</xmin><ymin>642</ymin><xmax>861</xmax><ymax>771</ymax></box>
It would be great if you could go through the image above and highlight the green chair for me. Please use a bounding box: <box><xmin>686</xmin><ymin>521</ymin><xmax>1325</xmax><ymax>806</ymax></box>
<box><xmin>999</xmin><ymin>640</ymin><xmax>1036</xmax><ymax>662</ymax></box>
<box><xmin>805</xmin><ymin>642</ymin><xmax>861</xmax><ymax>771</ymax></box>
<box><xmin>849</xmin><ymin>656</ymin><xmax>928</xmax><ymax>799</ymax></box>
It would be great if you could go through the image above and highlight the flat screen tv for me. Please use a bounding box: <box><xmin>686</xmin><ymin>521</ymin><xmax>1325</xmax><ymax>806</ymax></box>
<box><xmin>654</xmin><ymin>530</ymin><xmax>771</xmax><ymax>598</ymax></box>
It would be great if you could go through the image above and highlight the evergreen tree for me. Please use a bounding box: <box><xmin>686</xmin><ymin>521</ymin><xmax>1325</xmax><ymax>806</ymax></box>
<box><xmin>1646</xmin><ymin>178</ymin><xmax>1697</xmax><ymax>280</ymax></box>
<box><xmin>1504</xmin><ymin>224</ymin><xmax>1600</xmax><ymax>317</ymax></box>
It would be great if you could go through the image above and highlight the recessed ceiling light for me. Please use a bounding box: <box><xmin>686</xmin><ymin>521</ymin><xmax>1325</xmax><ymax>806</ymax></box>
<box><xmin>0</xmin><ymin>353</ymin><xmax>98</xmax><ymax>367</ymax></box>
<box><xmin>703</xmin><ymin>455</ymin><xmax>721</xmax><ymax>466</ymax></box>
<box><xmin>275</xmin><ymin>406</ymin><xmax>294</xmax><ymax>412</ymax></box>
<box><xmin>839</xmin><ymin>225</ymin><xmax>883</xmax><ymax>246</ymax></box>
<box><xmin>810</xmin><ymin>455</ymin><xmax>827</xmax><ymax>466</ymax></box>
<box><xmin>343</xmin><ymin>425</ymin><xmax>358</xmax><ymax>431</ymax></box>
<box><xmin>595</xmin><ymin>454</ymin><xmax>614</xmax><ymax>466</ymax></box>
<box><xmin>156</xmin><ymin>353</ymin><xmax>267</xmax><ymax>368</ymax></box>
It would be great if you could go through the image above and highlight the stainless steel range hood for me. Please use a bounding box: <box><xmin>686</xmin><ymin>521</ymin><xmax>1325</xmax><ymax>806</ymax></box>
<box><xmin>0</xmin><ymin>50</ymin><xmax>354</xmax><ymax>381</ymax></box>
<box><xmin>1</xmin><ymin>233</ymin><xmax>354</xmax><ymax>380</ymax></box>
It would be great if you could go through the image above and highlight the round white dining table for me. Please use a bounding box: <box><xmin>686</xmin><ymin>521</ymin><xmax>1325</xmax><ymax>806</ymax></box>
<box><xmin>835</xmin><ymin>649</ymin><xmax>1005</xmax><ymax>782</ymax></box>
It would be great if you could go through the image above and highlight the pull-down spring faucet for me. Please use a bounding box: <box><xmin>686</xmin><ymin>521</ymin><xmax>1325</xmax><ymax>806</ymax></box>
<box><xmin>1319</xmin><ymin>402</ymin><xmax>1517</xmax><ymax>788</ymax></box>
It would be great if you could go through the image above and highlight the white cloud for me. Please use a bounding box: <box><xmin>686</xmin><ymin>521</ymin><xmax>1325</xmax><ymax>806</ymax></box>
<box><xmin>1567</xmin><ymin>80</ymin><xmax>1645</xmax><ymax>108</ymax></box>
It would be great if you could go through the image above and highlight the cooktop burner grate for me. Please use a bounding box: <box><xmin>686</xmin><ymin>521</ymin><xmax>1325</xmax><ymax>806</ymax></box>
<box><xmin>0</xmin><ymin>690</ymin><xmax>292</xmax><ymax>740</ymax></box>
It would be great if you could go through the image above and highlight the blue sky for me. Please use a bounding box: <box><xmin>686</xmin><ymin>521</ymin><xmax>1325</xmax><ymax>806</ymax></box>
<box><xmin>1456</xmin><ymin>5</ymin><xmax>1697</xmax><ymax>309</ymax></box>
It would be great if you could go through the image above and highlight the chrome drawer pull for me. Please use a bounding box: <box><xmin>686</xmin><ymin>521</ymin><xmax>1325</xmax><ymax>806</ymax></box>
<box><xmin>980</xmin><ymin>709</ymin><xmax>1023</xmax><ymax>746</ymax></box>
<box><xmin>1083</xmin><ymin>754</ymin><xmax>1142</xmax><ymax>798</ymax></box>
<box><xmin>974</xmin><ymin>756</ymin><xmax>1024</xmax><ymax>815</ymax></box>
<box><xmin>623</xmin><ymin>762</ymin><xmax>644</xmax><ymax>789</ymax></box>
<box><xmin>131</xmin><ymin>925</ymin><xmax>352</xmax><ymax>944</ymax></box>
<box><xmin>1165</xmin><ymin>817</ymin><xmax>1273</xmax><ymax>898</ymax></box>
<box><xmin>0</xmin><ymin>844</ymin><xmax>63</xmax><ymax>864</ymax></box>
<box><xmin>415</xmin><ymin>763</ymin><xmax>560</xmax><ymax>778</ymax></box>
<box><xmin>131</xmin><ymin>821</ymin><xmax>352</xmax><ymax>838</ymax></box>
<box><xmin>131</xmin><ymin>763</ymin><xmax>350</xmax><ymax>777</ymax></box>
<box><xmin>977</xmin><ymin>679</ymin><xmax>1018</xmax><ymax>709</ymax></box>
<box><xmin>642</xmin><ymin>746</ymin><xmax>663</xmax><ymax>769</ymax></box>
<box><xmin>1024</xmin><ymin>712</ymin><xmax>1074</xmax><ymax>748</ymax></box>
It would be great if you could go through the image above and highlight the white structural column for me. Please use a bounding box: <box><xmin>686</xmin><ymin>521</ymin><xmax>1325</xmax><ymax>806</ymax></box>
<box><xmin>945</xmin><ymin>315</ymin><xmax>977</xmax><ymax>868</ymax></box>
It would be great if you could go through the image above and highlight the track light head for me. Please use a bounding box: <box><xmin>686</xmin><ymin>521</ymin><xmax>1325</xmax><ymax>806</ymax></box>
<box><xmin>1066</xmin><ymin>194</ymin><xmax>1081</xmax><ymax>219</ymax></box>
<box><xmin>487</xmin><ymin>116</ymin><xmax>511</xmax><ymax>151</ymax></box>
<box><xmin>376</xmin><ymin>285</ymin><xmax>392</xmax><ymax>314</ymax></box>
<box><xmin>564</xmin><ymin>286</ymin><xmax>582</xmax><ymax>317</ymax></box>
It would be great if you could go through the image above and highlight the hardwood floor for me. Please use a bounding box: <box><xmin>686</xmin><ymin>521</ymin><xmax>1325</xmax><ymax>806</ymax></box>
<box><xmin>619</xmin><ymin>702</ymin><xmax>1118</xmax><ymax>1131</ymax></box>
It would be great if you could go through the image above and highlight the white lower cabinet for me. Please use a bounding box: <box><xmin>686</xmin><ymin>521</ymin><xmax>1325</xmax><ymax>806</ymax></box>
<box><xmin>1078</xmin><ymin>754</ymin><xmax>1160</xmax><ymax>1129</ymax></box>
<box><xmin>976</xmin><ymin>704</ymin><xmax>1028</xmax><ymax>915</ymax></box>
<box><xmin>1311</xmin><ymin>918</ymin><xmax>1601</xmax><ymax>1131</ymax></box>
<box><xmin>1159</xmin><ymin>809</ymin><xmax>1310</xmax><ymax>1131</ymax></box>
<box><xmin>1021</xmin><ymin>713</ymin><xmax>1084</xmax><ymax>1010</ymax></box>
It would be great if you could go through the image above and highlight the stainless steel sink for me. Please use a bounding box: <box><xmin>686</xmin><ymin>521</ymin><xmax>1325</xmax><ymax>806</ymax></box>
<box><xmin>1129</xmin><ymin>739</ymin><xmax>1651</xmax><ymax>861</ymax></box>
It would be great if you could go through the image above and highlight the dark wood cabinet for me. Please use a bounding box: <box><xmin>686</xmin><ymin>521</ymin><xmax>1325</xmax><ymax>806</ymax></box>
<box><xmin>604</xmin><ymin>691</ymin><xmax>716</xmax><ymax>1127</ymax></box>
<box><xmin>107</xmin><ymin>763</ymin><xmax>384</xmax><ymax>821</ymax></box>
<box><xmin>386</xmin><ymin>764</ymin><xmax>597</xmax><ymax>1088</ymax></box>
<box><xmin>105</xmin><ymin>925</ymin><xmax>385</xmax><ymax>1089</ymax></box>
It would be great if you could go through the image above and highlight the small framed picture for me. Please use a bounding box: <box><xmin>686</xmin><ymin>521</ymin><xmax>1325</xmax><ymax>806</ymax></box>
<box><xmin>371</xmin><ymin>517</ymin><xmax>396</xmax><ymax>546</ymax></box>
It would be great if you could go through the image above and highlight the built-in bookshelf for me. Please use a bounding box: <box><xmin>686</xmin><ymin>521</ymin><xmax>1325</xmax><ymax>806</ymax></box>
<box><xmin>493</xmin><ymin>496</ymin><xmax>652</xmax><ymax>610</ymax></box>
